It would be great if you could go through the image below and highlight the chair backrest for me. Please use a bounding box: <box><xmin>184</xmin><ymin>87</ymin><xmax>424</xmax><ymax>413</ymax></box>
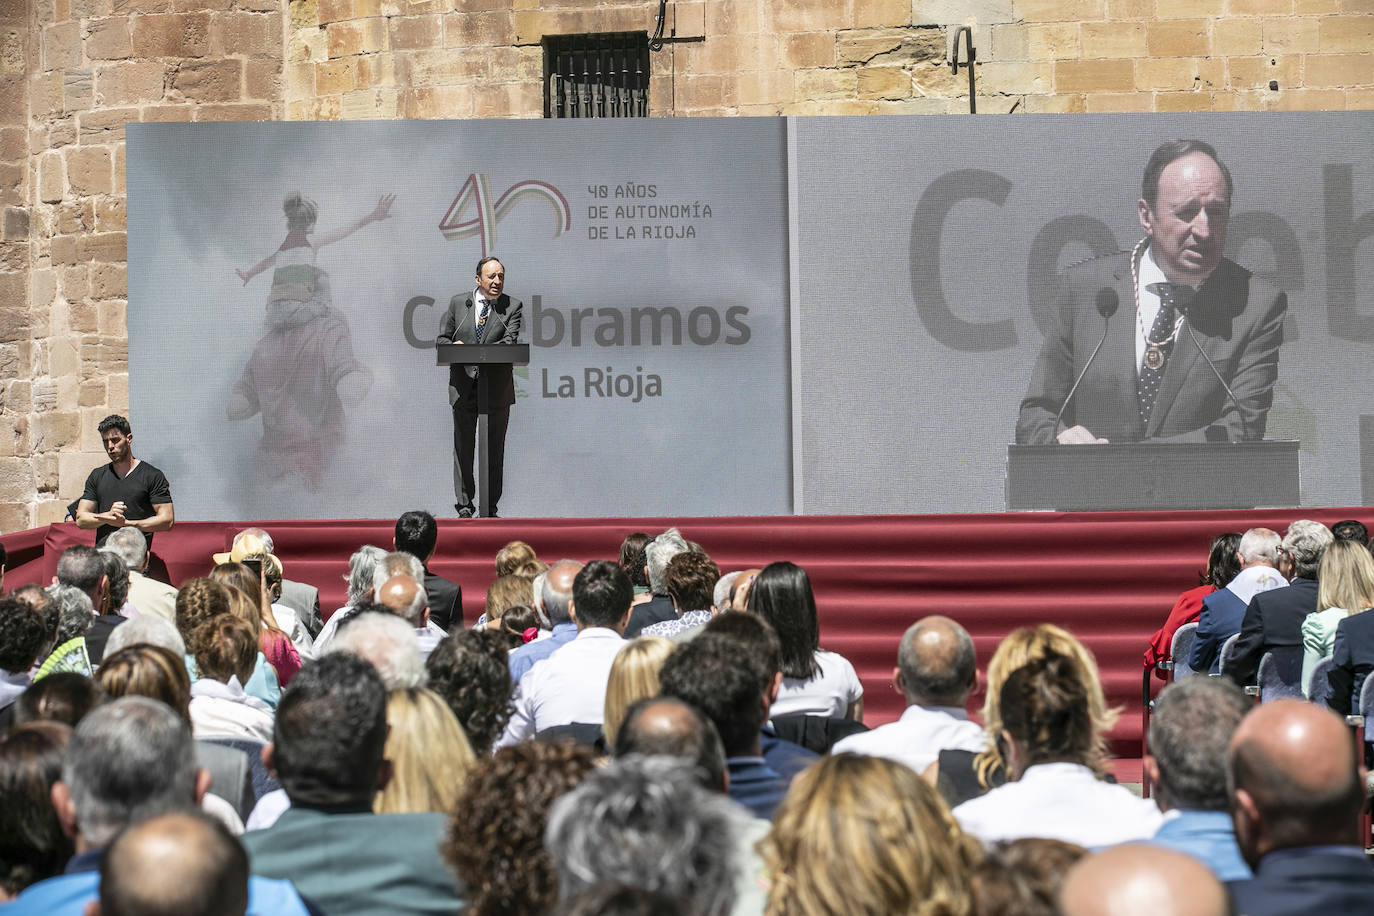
<box><xmin>1169</xmin><ymin>622</ymin><xmax>1201</xmax><ymax>680</ymax></box>
<box><xmin>1218</xmin><ymin>633</ymin><xmax>1242</xmax><ymax>676</ymax></box>
<box><xmin>769</xmin><ymin>714</ymin><xmax>870</xmax><ymax>754</ymax></box>
<box><xmin>1256</xmin><ymin>646</ymin><xmax>1305</xmax><ymax>702</ymax></box>
<box><xmin>1359</xmin><ymin>672</ymin><xmax>1374</xmax><ymax>723</ymax></box>
<box><xmin>1308</xmin><ymin>655</ymin><xmax>1337</xmax><ymax>709</ymax></box>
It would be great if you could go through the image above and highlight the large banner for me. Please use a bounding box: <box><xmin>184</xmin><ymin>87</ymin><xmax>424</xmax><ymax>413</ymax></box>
<box><xmin>127</xmin><ymin>112</ymin><xmax>1373</xmax><ymax>519</ymax></box>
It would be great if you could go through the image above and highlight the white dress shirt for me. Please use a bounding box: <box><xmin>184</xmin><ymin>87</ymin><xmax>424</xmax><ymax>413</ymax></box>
<box><xmin>831</xmin><ymin>703</ymin><xmax>986</xmax><ymax>774</ymax></box>
<box><xmin>953</xmin><ymin>762</ymin><xmax>1163</xmax><ymax>848</ymax></box>
<box><xmin>498</xmin><ymin>627</ymin><xmax>626</xmax><ymax>747</ymax></box>
<box><xmin>771</xmin><ymin>649</ymin><xmax>863</xmax><ymax>718</ymax></box>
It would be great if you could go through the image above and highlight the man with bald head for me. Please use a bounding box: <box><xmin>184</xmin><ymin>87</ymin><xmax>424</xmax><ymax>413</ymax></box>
<box><xmin>1226</xmin><ymin>698</ymin><xmax>1374</xmax><ymax>914</ymax></box>
<box><xmin>830</xmin><ymin>615</ymin><xmax>983</xmax><ymax>774</ymax></box>
<box><xmin>94</xmin><ymin>811</ymin><xmax>249</xmax><ymax>916</ymax></box>
<box><xmin>507</xmin><ymin>559</ymin><xmax>582</xmax><ymax>682</ymax></box>
<box><xmin>1059</xmin><ymin>844</ymin><xmax>1227</xmax><ymax>916</ymax></box>
<box><xmin>375</xmin><ymin>574</ymin><xmax>446</xmax><ymax>659</ymax></box>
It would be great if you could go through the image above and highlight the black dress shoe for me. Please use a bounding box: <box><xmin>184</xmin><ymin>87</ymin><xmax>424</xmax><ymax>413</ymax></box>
<box><xmin>486</xmin><ymin>508</ymin><xmax>500</xmax><ymax>519</ymax></box>
<box><xmin>456</xmin><ymin>504</ymin><xmax>474</xmax><ymax>518</ymax></box>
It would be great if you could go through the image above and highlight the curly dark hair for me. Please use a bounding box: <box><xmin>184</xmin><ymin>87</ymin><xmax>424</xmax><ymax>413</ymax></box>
<box><xmin>443</xmin><ymin>740</ymin><xmax>596</xmax><ymax>916</ymax></box>
<box><xmin>0</xmin><ymin>597</ymin><xmax>49</xmax><ymax>673</ymax></box>
<box><xmin>425</xmin><ymin>630</ymin><xmax>513</xmax><ymax>755</ymax></box>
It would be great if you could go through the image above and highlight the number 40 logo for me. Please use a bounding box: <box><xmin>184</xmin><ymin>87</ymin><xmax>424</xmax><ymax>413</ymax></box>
<box><xmin>439</xmin><ymin>173</ymin><xmax>572</xmax><ymax>256</ymax></box>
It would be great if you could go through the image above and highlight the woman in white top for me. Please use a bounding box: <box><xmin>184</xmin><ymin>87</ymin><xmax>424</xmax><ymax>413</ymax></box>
<box><xmin>953</xmin><ymin>650</ymin><xmax>1161</xmax><ymax>848</ymax></box>
<box><xmin>1301</xmin><ymin>539</ymin><xmax>1374</xmax><ymax>697</ymax></box>
<box><xmin>747</xmin><ymin>561</ymin><xmax>862</xmax><ymax>720</ymax></box>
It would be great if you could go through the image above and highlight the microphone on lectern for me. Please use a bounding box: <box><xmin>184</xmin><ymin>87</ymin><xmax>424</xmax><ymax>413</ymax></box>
<box><xmin>1052</xmin><ymin>288</ymin><xmax>1119</xmax><ymax>439</ymax></box>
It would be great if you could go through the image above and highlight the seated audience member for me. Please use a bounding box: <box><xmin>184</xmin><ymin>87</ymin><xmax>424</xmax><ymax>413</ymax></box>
<box><xmin>94</xmin><ymin>811</ymin><xmax>249</xmax><ymax>916</ymax></box>
<box><xmin>507</xmin><ymin>560</ymin><xmax>581</xmax><ymax>682</ymax></box>
<box><xmin>1301</xmin><ymin>538</ymin><xmax>1374</xmax><ymax>696</ymax></box>
<box><xmin>1144</xmin><ymin>676</ymin><xmax>1252</xmax><ymax>880</ymax></box>
<box><xmin>326</xmin><ymin>610</ymin><xmax>427</xmax><ymax>690</ymax></box>
<box><xmin>188</xmin><ymin>616</ymin><xmax>275</xmax><ymax>744</ymax></box>
<box><xmin>243</xmin><ymin>653</ymin><xmax>465</xmax><ymax>914</ymax></box>
<box><xmin>254</xmin><ymin>553</ymin><xmax>314</xmax><ymax>661</ymax></box>
<box><xmin>933</xmin><ymin>624</ymin><xmax>1116</xmax><ymax>809</ymax></box>
<box><xmin>12</xmin><ymin>673</ymin><xmax>105</xmax><ymax>730</ymax></box>
<box><xmin>215</xmin><ymin>528</ymin><xmax>323</xmax><ymax>636</ymax></box>
<box><xmin>831</xmin><ymin>615</ymin><xmax>984</xmax><ymax>773</ymax></box>
<box><xmin>641</xmin><ymin>551</ymin><xmax>720</xmax><ymax>638</ymax></box>
<box><xmin>495</xmin><ymin>540</ymin><xmax>544</xmax><ymax>578</ymax></box>
<box><xmin>547</xmin><ymin>755</ymin><xmax>739</xmax><ymax>916</ymax></box>
<box><xmin>372</xmin><ymin>550</ymin><xmax>426</xmax><ymax>598</ymax></box>
<box><xmin>969</xmin><ymin>838</ymin><xmax>1086</xmax><ymax>916</ymax></box>
<box><xmin>659</xmin><ymin>631</ymin><xmax>794</xmax><ymax>819</ymax></box>
<box><xmin>601</xmin><ymin>636</ymin><xmax>675</xmax><ymax>749</ymax></box>
<box><xmin>1224</xmin><ymin>519</ymin><xmax>1333</xmax><ymax>685</ymax></box>
<box><xmin>493</xmin><ymin>605</ymin><xmax>545</xmax><ymax>651</ymax></box>
<box><xmin>96</xmin><ymin>550</ymin><xmax>134</xmax><ymax>619</ymax></box>
<box><xmin>444</xmin><ymin>740</ymin><xmax>597</xmax><ymax>916</ymax></box>
<box><xmin>38</xmin><ymin>584</ymin><xmax>95</xmax><ymax>677</ymax></box>
<box><xmin>210</xmin><ymin>562</ymin><xmax>301</xmax><ymax>687</ymax></box>
<box><xmin>101</xmin><ymin>613</ymin><xmax>185</xmax><ymax>660</ymax></box>
<box><xmin>1058</xmin><ymin>844</ymin><xmax>1227</xmax><ymax>916</ymax></box>
<box><xmin>376</xmin><ymin>574</ymin><xmax>446</xmax><ymax>659</ymax></box>
<box><xmin>95</xmin><ymin>644</ymin><xmax>257</xmax><ymax>823</ymax></box>
<box><xmin>311</xmin><ymin>544</ymin><xmax>388</xmax><ymax>653</ymax></box>
<box><xmin>501</xmin><ymin>560</ymin><xmax>632</xmax><ymax>745</ymax></box>
<box><xmin>1331</xmin><ymin>518</ymin><xmax>1369</xmax><ymax>545</ymax></box>
<box><xmin>54</xmin><ymin>546</ymin><xmax>122</xmax><ymax>665</ymax></box>
<box><xmin>624</xmin><ymin>528</ymin><xmax>690</xmax><ymax>637</ymax></box>
<box><xmin>0</xmin><ymin>598</ymin><xmax>49</xmax><ymax>729</ymax></box>
<box><xmin>619</xmin><ymin>532</ymin><xmax>652</xmax><ymax>597</ymax></box>
<box><xmin>1326</xmin><ymin>597</ymin><xmax>1374</xmax><ymax>715</ymax></box>
<box><xmin>4</xmin><ymin>696</ymin><xmax>309</xmax><ymax>915</ymax></box>
<box><xmin>426</xmin><ymin>630</ymin><xmax>513</xmax><ymax>756</ymax></box>
<box><xmin>175</xmin><ymin>578</ymin><xmax>280</xmax><ymax>710</ymax></box>
<box><xmin>1188</xmin><ymin>528</ymin><xmax>1284</xmax><ymax>674</ymax></box>
<box><xmin>1144</xmin><ymin>532</ymin><xmax>1240</xmax><ymax>678</ymax></box>
<box><xmin>104</xmin><ymin>528</ymin><xmax>178</xmax><ymax>624</ymax></box>
<box><xmin>11</xmin><ymin>585</ymin><xmax>59</xmax><ymax>656</ymax></box>
<box><xmin>374</xmin><ymin>687</ymin><xmax>475</xmax><ymax>815</ymax></box>
<box><xmin>746</xmin><ymin>561</ymin><xmax>862</xmax><ymax>720</ymax></box>
<box><xmin>761</xmin><ymin>753</ymin><xmax>978</xmax><ymax>916</ymax></box>
<box><xmin>480</xmin><ymin>573</ymin><xmax>537</xmax><ymax>633</ymax></box>
<box><xmin>394</xmin><ymin>510</ymin><xmax>463</xmax><ymax>630</ymax></box>
<box><xmin>1228</xmin><ymin>698</ymin><xmax>1374</xmax><ymax>914</ymax></box>
<box><xmin>953</xmin><ymin>651</ymin><xmax>1161</xmax><ymax>847</ymax></box>
<box><xmin>0</xmin><ymin>722</ymin><xmax>73</xmax><ymax>901</ymax></box>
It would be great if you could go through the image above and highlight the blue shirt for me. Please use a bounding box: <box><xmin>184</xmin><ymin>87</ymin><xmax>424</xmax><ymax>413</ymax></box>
<box><xmin>508</xmin><ymin>621</ymin><xmax>577</xmax><ymax>682</ymax></box>
<box><xmin>1151</xmin><ymin>809</ymin><xmax>1252</xmax><ymax>881</ymax></box>
<box><xmin>727</xmin><ymin>756</ymin><xmax>789</xmax><ymax>821</ymax></box>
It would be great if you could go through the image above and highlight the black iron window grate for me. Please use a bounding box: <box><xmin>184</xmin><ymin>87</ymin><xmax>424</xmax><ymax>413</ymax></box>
<box><xmin>544</xmin><ymin>33</ymin><xmax>650</xmax><ymax>119</ymax></box>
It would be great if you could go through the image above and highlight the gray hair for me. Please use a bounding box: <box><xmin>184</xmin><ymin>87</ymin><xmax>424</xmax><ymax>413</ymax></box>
<box><xmin>1283</xmin><ymin>519</ymin><xmax>1334</xmax><ymax>579</ymax></box>
<box><xmin>645</xmin><ymin>529</ymin><xmax>689</xmax><ymax>595</ymax></box>
<box><xmin>346</xmin><ymin>545</ymin><xmax>388</xmax><ymax>605</ymax></box>
<box><xmin>373</xmin><ymin>552</ymin><xmax>425</xmax><ymax>600</ymax></box>
<box><xmin>103</xmin><ymin>614</ymin><xmax>187</xmax><ymax>659</ymax></box>
<box><xmin>1148</xmin><ymin>676</ymin><xmax>1251</xmax><ymax>811</ymax></box>
<box><xmin>531</xmin><ymin>570</ymin><xmax>549</xmax><ymax>612</ymax></box>
<box><xmin>1237</xmin><ymin>528</ymin><xmax>1281</xmax><ymax>567</ymax></box>
<box><xmin>542</xmin><ymin>560</ymin><xmax>582</xmax><ymax>626</ymax></box>
<box><xmin>326</xmin><ymin>611</ymin><xmax>427</xmax><ymax>690</ymax></box>
<box><xmin>546</xmin><ymin>754</ymin><xmax>737</xmax><ymax>916</ymax></box>
<box><xmin>103</xmin><ymin>528</ymin><xmax>149</xmax><ymax>571</ymax></box>
<box><xmin>47</xmin><ymin>583</ymin><xmax>94</xmax><ymax>645</ymax></box>
<box><xmin>383</xmin><ymin>575</ymin><xmax>429</xmax><ymax>627</ymax></box>
<box><xmin>713</xmin><ymin>571</ymin><xmax>743</xmax><ymax>612</ymax></box>
<box><xmin>63</xmin><ymin>696</ymin><xmax>199</xmax><ymax>847</ymax></box>
<box><xmin>896</xmin><ymin>617</ymin><xmax>976</xmax><ymax>707</ymax></box>
<box><xmin>56</xmin><ymin>545</ymin><xmax>105</xmax><ymax>594</ymax></box>
<box><xmin>233</xmin><ymin>528</ymin><xmax>274</xmax><ymax>554</ymax></box>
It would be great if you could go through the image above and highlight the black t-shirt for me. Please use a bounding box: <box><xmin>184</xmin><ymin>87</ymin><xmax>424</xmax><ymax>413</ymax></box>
<box><xmin>81</xmin><ymin>460</ymin><xmax>173</xmax><ymax>546</ymax></box>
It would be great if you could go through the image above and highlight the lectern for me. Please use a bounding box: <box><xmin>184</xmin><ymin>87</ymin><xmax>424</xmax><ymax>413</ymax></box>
<box><xmin>1006</xmin><ymin>440</ymin><xmax>1300</xmax><ymax>511</ymax></box>
<box><xmin>436</xmin><ymin>343</ymin><xmax>530</xmax><ymax>518</ymax></box>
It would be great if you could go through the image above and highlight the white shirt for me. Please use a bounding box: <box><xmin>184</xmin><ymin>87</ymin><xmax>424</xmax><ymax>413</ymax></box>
<box><xmin>415</xmin><ymin>620</ymin><xmax>447</xmax><ymax>660</ymax></box>
<box><xmin>498</xmin><ymin>627</ymin><xmax>626</xmax><ymax>747</ymax></box>
<box><xmin>1225</xmin><ymin>565</ymin><xmax>1287</xmax><ymax>606</ymax></box>
<box><xmin>311</xmin><ymin>605</ymin><xmax>355</xmax><ymax>655</ymax></box>
<box><xmin>246</xmin><ymin>788</ymin><xmax>291</xmax><ymax>831</ymax></box>
<box><xmin>771</xmin><ymin>649</ymin><xmax>863</xmax><ymax>719</ymax></box>
<box><xmin>831</xmin><ymin>703</ymin><xmax>986</xmax><ymax>775</ymax></box>
<box><xmin>271</xmin><ymin>603</ymin><xmax>315</xmax><ymax>661</ymax></box>
<box><xmin>189</xmin><ymin>677</ymin><xmax>275</xmax><ymax>743</ymax></box>
<box><xmin>953</xmin><ymin>762</ymin><xmax>1163</xmax><ymax>848</ymax></box>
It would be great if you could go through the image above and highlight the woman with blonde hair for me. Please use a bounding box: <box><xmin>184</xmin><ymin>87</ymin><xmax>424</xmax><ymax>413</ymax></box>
<box><xmin>1301</xmin><ymin>538</ymin><xmax>1374</xmax><ymax>696</ymax></box>
<box><xmin>375</xmin><ymin>687</ymin><xmax>477</xmax><ymax>815</ymax></box>
<box><xmin>931</xmin><ymin>623</ymin><xmax>1117</xmax><ymax>809</ymax></box>
<box><xmin>602</xmin><ymin>636</ymin><xmax>675</xmax><ymax>748</ymax></box>
<box><xmin>495</xmin><ymin>541</ymin><xmax>544</xmax><ymax>578</ymax></box>
<box><xmin>210</xmin><ymin>561</ymin><xmax>301</xmax><ymax>686</ymax></box>
<box><xmin>481</xmin><ymin>574</ymin><xmax>537</xmax><ymax>631</ymax></box>
<box><xmin>761</xmin><ymin>753</ymin><xmax>978</xmax><ymax>916</ymax></box>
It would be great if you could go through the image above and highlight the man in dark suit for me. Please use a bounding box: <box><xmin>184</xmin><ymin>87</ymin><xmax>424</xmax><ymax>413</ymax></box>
<box><xmin>1227</xmin><ymin>699</ymin><xmax>1374</xmax><ymax>915</ymax></box>
<box><xmin>1017</xmin><ymin>139</ymin><xmax>1287</xmax><ymax>446</ymax></box>
<box><xmin>1223</xmin><ymin>520</ymin><xmax>1332</xmax><ymax>686</ymax></box>
<box><xmin>394</xmin><ymin>509</ymin><xmax>463</xmax><ymax>631</ymax></box>
<box><xmin>1324</xmin><ymin>606</ymin><xmax>1374</xmax><ymax>716</ymax></box>
<box><xmin>436</xmin><ymin>255</ymin><xmax>522</xmax><ymax>518</ymax></box>
<box><xmin>1188</xmin><ymin>527</ymin><xmax>1284</xmax><ymax>674</ymax></box>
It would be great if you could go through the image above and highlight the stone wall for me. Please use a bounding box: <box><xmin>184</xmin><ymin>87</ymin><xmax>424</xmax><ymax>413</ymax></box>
<box><xmin>3</xmin><ymin>0</ymin><xmax>1371</xmax><ymax>531</ymax></box>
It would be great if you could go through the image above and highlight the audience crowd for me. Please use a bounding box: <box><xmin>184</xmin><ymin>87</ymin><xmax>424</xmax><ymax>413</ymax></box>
<box><xmin>0</xmin><ymin>514</ymin><xmax>1372</xmax><ymax>915</ymax></box>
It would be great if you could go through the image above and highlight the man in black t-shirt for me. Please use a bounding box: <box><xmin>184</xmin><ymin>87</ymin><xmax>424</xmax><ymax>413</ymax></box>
<box><xmin>76</xmin><ymin>414</ymin><xmax>175</xmax><ymax>547</ymax></box>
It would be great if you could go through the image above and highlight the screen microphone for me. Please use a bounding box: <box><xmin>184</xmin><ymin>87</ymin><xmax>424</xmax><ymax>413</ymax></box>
<box><xmin>1052</xmin><ymin>288</ymin><xmax>1119</xmax><ymax>438</ymax></box>
<box><xmin>1178</xmin><ymin>304</ymin><xmax>1243</xmax><ymax>440</ymax></box>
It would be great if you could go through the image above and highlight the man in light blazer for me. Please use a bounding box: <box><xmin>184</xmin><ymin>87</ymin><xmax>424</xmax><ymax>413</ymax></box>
<box><xmin>1017</xmin><ymin>140</ymin><xmax>1286</xmax><ymax>446</ymax></box>
<box><xmin>436</xmin><ymin>255</ymin><xmax>523</xmax><ymax>518</ymax></box>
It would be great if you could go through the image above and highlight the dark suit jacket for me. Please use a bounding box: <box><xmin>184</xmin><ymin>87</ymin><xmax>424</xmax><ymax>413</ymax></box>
<box><xmin>1228</xmin><ymin>847</ymin><xmax>1374</xmax><ymax>916</ymax></box>
<box><xmin>436</xmin><ymin>292</ymin><xmax>522</xmax><ymax>408</ymax></box>
<box><xmin>1326</xmin><ymin>609</ymin><xmax>1374</xmax><ymax>715</ymax></box>
<box><xmin>278</xmin><ymin>578</ymin><xmax>321</xmax><ymax>636</ymax></box>
<box><xmin>623</xmin><ymin>594</ymin><xmax>676</xmax><ymax>638</ymax></box>
<box><xmin>1016</xmin><ymin>252</ymin><xmax>1286</xmax><ymax>444</ymax></box>
<box><xmin>1222</xmin><ymin>577</ymin><xmax>1318</xmax><ymax>686</ymax></box>
<box><xmin>1188</xmin><ymin>588</ymin><xmax>1248</xmax><ymax>674</ymax></box>
<box><xmin>423</xmin><ymin>567</ymin><xmax>462</xmax><ymax>632</ymax></box>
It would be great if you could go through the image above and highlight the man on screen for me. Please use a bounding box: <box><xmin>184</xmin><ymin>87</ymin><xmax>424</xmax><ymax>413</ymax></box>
<box><xmin>437</xmin><ymin>256</ymin><xmax>523</xmax><ymax>518</ymax></box>
<box><xmin>1016</xmin><ymin>140</ymin><xmax>1287</xmax><ymax>445</ymax></box>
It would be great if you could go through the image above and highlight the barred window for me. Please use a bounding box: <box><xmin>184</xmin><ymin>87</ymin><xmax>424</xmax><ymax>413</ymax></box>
<box><xmin>544</xmin><ymin>33</ymin><xmax>650</xmax><ymax>119</ymax></box>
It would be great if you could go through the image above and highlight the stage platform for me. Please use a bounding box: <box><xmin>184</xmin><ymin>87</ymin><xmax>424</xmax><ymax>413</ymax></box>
<box><xmin>5</xmin><ymin>507</ymin><xmax>1366</xmax><ymax>771</ymax></box>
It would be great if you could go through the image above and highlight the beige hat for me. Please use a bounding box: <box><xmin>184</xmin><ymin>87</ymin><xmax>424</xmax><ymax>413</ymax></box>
<box><xmin>211</xmin><ymin>532</ymin><xmax>283</xmax><ymax>576</ymax></box>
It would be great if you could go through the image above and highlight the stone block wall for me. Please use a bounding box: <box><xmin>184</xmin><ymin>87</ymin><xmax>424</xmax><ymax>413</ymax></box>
<box><xmin>2</xmin><ymin>0</ymin><xmax>1370</xmax><ymax>530</ymax></box>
